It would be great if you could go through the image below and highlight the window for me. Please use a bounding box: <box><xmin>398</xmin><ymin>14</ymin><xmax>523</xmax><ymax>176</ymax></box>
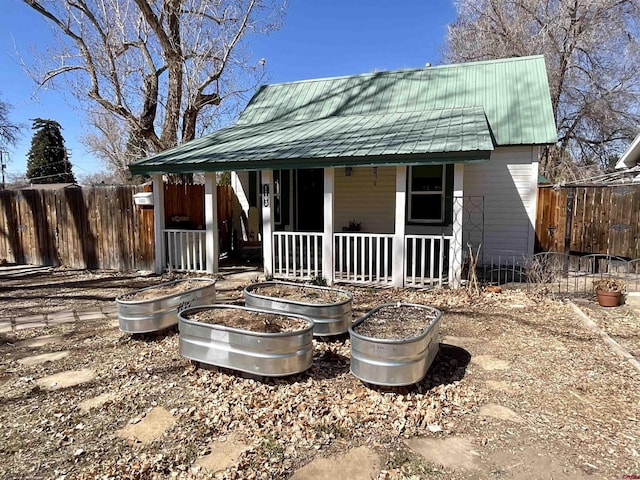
<box><xmin>408</xmin><ymin>165</ymin><xmax>446</xmax><ymax>223</ymax></box>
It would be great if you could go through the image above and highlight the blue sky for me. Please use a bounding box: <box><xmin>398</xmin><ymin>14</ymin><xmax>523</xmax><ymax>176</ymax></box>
<box><xmin>0</xmin><ymin>0</ymin><xmax>456</xmax><ymax>180</ymax></box>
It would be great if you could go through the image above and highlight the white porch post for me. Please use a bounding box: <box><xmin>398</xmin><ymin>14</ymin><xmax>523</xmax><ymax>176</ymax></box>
<box><xmin>393</xmin><ymin>166</ymin><xmax>407</xmax><ymax>287</ymax></box>
<box><xmin>322</xmin><ymin>168</ymin><xmax>335</xmax><ymax>285</ymax></box>
<box><xmin>449</xmin><ymin>163</ymin><xmax>464</xmax><ymax>287</ymax></box>
<box><xmin>152</xmin><ymin>174</ymin><xmax>165</xmax><ymax>274</ymax></box>
<box><xmin>204</xmin><ymin>172</ymin><xmax>219</xmax><ymax>274</ymax></box>
<box><xmin>261</xmin><ymin>170</ymin><xmax>274</xmax><ymax>277</ymax></box>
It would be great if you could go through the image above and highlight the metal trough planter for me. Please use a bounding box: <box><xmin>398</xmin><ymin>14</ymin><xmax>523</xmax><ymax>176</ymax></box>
<box><xmin>243</xmin><ymin>281</ymin><xmax>353</xmax><ymax>336</ymax></box>
<box><xmin>116</xmin><ymin>278</ymin><xmax>216</xmax><ymax>333</ymax></box>
<box><xmin>349</xmin><ymin>303</ymin><xmax>441</xmax><ymax>386</ymax></box>
<box><xmin>178</xmin><ymin>305</ymin><xmax>314</xmax><ymax>377</ymax></box>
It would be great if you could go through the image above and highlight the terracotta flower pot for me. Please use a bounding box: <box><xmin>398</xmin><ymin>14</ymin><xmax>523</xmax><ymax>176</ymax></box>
<box><xmin>596</xmin><ymin>289</ymin><xmax>621</xmax><ymax>307</ymax></box>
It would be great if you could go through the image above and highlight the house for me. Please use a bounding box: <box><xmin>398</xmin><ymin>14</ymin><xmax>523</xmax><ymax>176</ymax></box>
<box><xmin>616</xmin><ymin>132</ymin><xmax>640</xmax><ymax>183</ymax></box>
<box><xmin>129</xmin><ymin>55</ymin><xmax>557</xmax><ymax>288</ymax></box>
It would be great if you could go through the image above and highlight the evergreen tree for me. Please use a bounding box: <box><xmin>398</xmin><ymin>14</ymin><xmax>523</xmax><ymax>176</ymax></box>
<box><xmin>26</xmin><ymin>119</ymin><xmax>75</xmax><ymax>184</ymax></box>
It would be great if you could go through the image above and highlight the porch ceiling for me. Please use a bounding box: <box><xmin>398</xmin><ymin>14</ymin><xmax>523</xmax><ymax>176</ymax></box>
<box><xmin>129</xmin><ymin>107</ymin><xmax>493</xmax><ymax>175</ymax></box>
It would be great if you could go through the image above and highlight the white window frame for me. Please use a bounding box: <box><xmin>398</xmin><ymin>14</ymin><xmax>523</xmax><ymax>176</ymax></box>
<box><xmin>408</xmin><ymin>165</ymin><xmax>446</xmax><ymax>223</ymax></box>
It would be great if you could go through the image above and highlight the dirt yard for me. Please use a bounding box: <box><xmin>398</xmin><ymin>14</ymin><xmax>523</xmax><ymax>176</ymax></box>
<box><xmin>1</xmin><ymin>267</ymin><xmax>640</xmax><ymax>479</ymax></box>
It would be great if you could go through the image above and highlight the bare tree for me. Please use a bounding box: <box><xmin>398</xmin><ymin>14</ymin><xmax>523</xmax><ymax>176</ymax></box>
<box><xmin>77</xmin><ymin>169</ymin><xmax>122</xmax><ymax>186</ymax></box>
<box><xmin>0</xmin><ymin>96</ymin><xmax>20</xmax><ymax>149</ymax></box>
<box><xmin>23</xmin><ymin>0</ymin><xmax>285</xmax><ymax>180</ymax></box>
<box><xmin>81</xmin><ymin>111</ymin><xmax>138</xmax><ymax>183</ymax></box>
<box><xmin>446</xmin><ymin>0</ymin><xmax>640</xmax><ymax>181</ymax></box>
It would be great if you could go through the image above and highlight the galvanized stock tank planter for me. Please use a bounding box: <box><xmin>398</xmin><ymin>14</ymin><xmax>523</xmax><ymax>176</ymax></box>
<box><xmin>178</xmin><ymin>305</ymin><xmax>314</xmax><ymax>376</ymax></box>
<box><xmin>116</xmin><ymin>278</ymin><xmax>216</xmax><ymax>333</ymax></box>
<box><xmin>243</xmin><ymin>281</ymin><xmax>353</xmax><ymax>336</ymax></box>
<box><xmin>349</xmin><ymin>303</ymin><xmax>441</xmax><ymax>386</ymax></box>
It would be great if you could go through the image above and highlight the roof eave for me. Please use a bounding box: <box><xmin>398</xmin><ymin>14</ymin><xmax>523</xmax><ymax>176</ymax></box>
<box><xmin>129</xmin><ymin>150</ymin><xmax>492</xmax><ymax>175</ymax></box>
<box><xmin>616</xmin><ymin>132</ymin><xmax>640</xmax><ymax>169</ymax></box>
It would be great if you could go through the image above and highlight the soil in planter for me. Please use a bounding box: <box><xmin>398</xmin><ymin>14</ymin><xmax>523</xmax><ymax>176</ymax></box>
<box><xmin>121</xmin><ymin>280</ymin><xmax>213</xmax><ymax>301</ymax></box>
<box><xmin>252</xmin><ymin>284</ymin><xmax>349</xmax><ymax>304</ymax></box>
<box><xmin>353</xmin><ymin>305</ymin><xmax>437</xmax><ymax>340</ymax></box>
<box><xmin>185</xmin><ymin>309</ymin><xmax>309</xmax><ymax>333</ymax></box>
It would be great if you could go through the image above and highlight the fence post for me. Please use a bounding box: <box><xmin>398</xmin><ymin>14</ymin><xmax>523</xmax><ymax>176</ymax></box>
<box><xmin>563</xmin><ymin>187</ymin><xmax>575</xmax><ymax>275</ymax></box>
<box><xmin>322</xmin><ymin>168</ymin><xmax>335</xmax><ymax>284</ymax></box>
<box><xmin>393</xmin><ymin>166</ymin><xmax>406</xmax><ymax>287</ymax></box>
<box><xmin>448</xmin><ymin>164</ymin><xmax>464</xmax><ymax>287</ymax></box>
<box><xmin>261</xmin><ymin>170</ymin><xmax>274</xmax><ymax>278</ymax></box>
<box><xmin>152</xmin><ymin>175</ymin><xmax>165</xmax><ymax>274</ymax></box>
<box><xmin>204</xmin><ymin>172</ymin><xmax>218</xmax><ymax>274</ymax></box>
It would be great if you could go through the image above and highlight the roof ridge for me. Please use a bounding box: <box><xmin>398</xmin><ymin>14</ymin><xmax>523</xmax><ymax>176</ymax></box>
<box><xmin>259</xmin><ymin>55</ymin><xmax>546</xmax><ymax>88</ymax></box>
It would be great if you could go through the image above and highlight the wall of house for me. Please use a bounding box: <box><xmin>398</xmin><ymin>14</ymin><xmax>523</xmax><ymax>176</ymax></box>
<box><xmin>334</xmin><ymin>166</ymin><xmax>396</xmax><ymax>233</ymax></box>
<box><xmin>463</xmin><ymin>146</ymin><xmax>539</xmax><ymax>260</ymax></box>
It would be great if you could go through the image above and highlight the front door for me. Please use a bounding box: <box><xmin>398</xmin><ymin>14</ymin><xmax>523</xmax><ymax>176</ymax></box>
<box><xmin>295</xmin><ymin>168</ymin><xmax>324</xmax><ymax>231</ymax></box>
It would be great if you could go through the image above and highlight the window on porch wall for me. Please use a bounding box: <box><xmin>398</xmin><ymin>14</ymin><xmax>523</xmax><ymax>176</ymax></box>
<box><xmin>408</xmin><ymin>164</ymin><xmax>455</xmax><ymax>224</ymax></box>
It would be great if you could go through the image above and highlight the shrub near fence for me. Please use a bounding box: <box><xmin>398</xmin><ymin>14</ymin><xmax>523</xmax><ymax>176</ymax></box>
<box><xmin>0</xmin><ymin>185</ymin><xmax>155</xmax><ymax>270</ymax></box>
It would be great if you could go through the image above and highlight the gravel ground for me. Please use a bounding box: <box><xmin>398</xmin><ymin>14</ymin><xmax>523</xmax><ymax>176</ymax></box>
<box><xmin>1</xmin><ymin>267</ymin><xmax>640</xmax><ymax>479</ymax></box>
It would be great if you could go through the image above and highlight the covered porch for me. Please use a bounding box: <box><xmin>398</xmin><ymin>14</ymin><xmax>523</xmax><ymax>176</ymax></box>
<box><xmin>131</xmin><ymin>86</ymin><xmax>496</xmax><ymax>288</ymax></box>
<box><xmin>148</xmin><ymin>161</ymin><xmax>469</xmax><ymax>288</ymax></box>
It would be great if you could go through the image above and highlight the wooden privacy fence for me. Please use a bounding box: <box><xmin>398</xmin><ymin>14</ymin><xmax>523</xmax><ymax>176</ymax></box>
<box><xmin>0</xmin><ymin>185</ymin><xmax>155</xmax><ymax>270</ymax></box>
<box><xmin>0</xmin><ymin>183</ymin><xmax>235</xmax><ymax>271</ymax></box>
<box><xmin>536</xmin><ymin>185</ymin><xmax>640</xmax><ymax>259</ymax></box>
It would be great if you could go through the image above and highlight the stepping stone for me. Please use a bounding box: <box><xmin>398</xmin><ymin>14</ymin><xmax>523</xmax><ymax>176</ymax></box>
<box><xmin>15</xmin><ymin>334</ymin><xmax>64</xmax><ymax>348</ymax></box>
<box><xmin>14</xmin><ymin>314</ymin><xmax>47</xmax><ymax>330</ymax></box>
<box><xmin>36</xmin><ymin>368</ymin><xmax>96</xmax><ymax>390</ymax></box>
<box><xmin>79</xmin><ymin>392</ymin><xmax>118</xmax><ymax>413</ymax></box>
<box><xmin>405</xmin><ymin>436</ymin><xmax>480</xmax><ymax>472</ymax></box>
<box><xmin>194</xmin><ymin>435</ymin><xmax>248</xmax><ymax>473</ymax></box>
<box><xmin>291</xmin><ymin>446</ymin><xmax>381</xmax><ymax>480</ymax></box>
<box><xmin>471</xmin><ymin>355</ymin><xmax>510</xmax><ymax>370</ymax></box>
<box><xmin>47</xmin><ymin>311</ymin><xmax>76</xmax><ymax>325</ymax></box>
<box><xmin>478</xmin><ymin>402</ymin><xmax>524</xmax><ymax>423</ymax></box>
<box><xmin>18</xmin><ymin>351</ymin><xmax>70</xmax><ymax>366</ymax></box>
<box><xmin>485</xmin><ymin>380</ymin><xmax>515</xmax><ymax>393</ymax></box>
<box><xmin>487</xmin><ymin>446</ymin><xmax>592</xmax><ymax>480</ymax></box>
<box><xmin>117</xmin><ymin>407</ymin><xmax>175</xmax><ymax>445</ymax></box>
<box><xmin>76</xmin><ymin>309</ymin><xmax>106</xmax><ymax>322</ymax></box>
<box><xmin>0</xmin><ymin>320</ymin><xmax>11</xmax><ymax>333</ymax></box>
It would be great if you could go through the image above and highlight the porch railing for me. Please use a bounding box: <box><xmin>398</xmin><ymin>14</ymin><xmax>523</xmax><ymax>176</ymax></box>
<box><xmin>164</xmin><ymin>229</ymin><xmax>207</xmax><ymax>272</ymax></box>
<box><xmin>273</xmin><ymin>231</ymin><xmax>323</xmax><ymax>280</ymax></box>
<box><xmin>334</xmin><ymin>233</ymin><xmax>394</xmax><ymax>285</ymax></box>
<box><xmin>404</xmin><ymin>235</ymin><xmax>452</xmax><ymax>287</ymax></box>
<box><xmin>164</xmin><ymin>229</ymin><xmax>453</xmax><ymax>287</ymax></box>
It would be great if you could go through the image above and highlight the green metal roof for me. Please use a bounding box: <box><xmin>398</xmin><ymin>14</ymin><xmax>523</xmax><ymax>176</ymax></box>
<box><xmin>130</xmin><ymin>55</ymin><xmax>557</xmax><ymax>174</ymax></box>
<box><xmin>130</xmin><ymin>107</ymin><xmax>493</xmax><ymax>174</ymax></box>
<box><xmin>238</xmin><ymin>55</ymin><xmax>557</xmax><ymax>145</ymax></box>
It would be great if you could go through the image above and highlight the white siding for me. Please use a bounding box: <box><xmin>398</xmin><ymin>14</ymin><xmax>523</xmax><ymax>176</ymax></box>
<box><xmin>463</xmin><ymin>146</ymin><xmax>538</xmax><ymax>259</ymax></box>
<box><xmin>334</xmin><ymin>166</ymin><xmax>395</xmax><ymax>233</ymax></box>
